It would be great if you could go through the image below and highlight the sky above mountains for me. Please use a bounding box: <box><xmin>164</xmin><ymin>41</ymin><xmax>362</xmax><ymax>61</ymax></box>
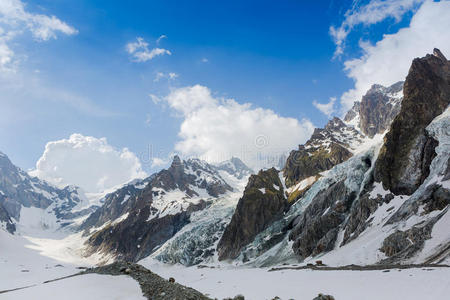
<box><xmin>1</xmin><ymin>0</ymin><xmax>450</xmax><ymax>193</ymax></box>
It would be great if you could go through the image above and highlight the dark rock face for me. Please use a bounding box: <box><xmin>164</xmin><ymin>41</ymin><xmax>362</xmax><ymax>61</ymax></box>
<box><xmin>379</xmin><ymin>220</ymin><xmax>436</xmax><ymax>264</ymax></box>
<box><xmin>359</xmin><ymin>81</ymin><xmax>404</xmax><ymax>138</ymax></box>
<box><xmin>217</xmin><ymin>168</ymin><xmax>287</xmax><ymax>260</ymax></box>
<box><xmin>342</xmin><ymin>184</ymin><xmax>395</xmax><ymax>245</ymax></box>
<box><xmin>344</xmin><ymin>101</ymin><xmax>360</xmax><ymax>123</ymax></box>
<box><xmin>283</xmin><ymin>118</ymin><xmax>362</xmax><ymax>187</ymax></box>
<box><xmin>289</xmin><ymin>181</ymin><xmax>357</xmax><ymax>258</ymax></box>
<box><xmin>313</xmin><ymin>294</ymin><xmax>335</xmax><ymax>300</ymax></box>
<box><xmin>86</xmin><ymin>203</ymin><xmax>203</xmax><ymax>262</ymax></box>
<box><xmin>0</xmin><ymin>198</ymin><xmax>15</xmax><ymax>233</ymax></box>
<box><xmin>84</xmin><ymin>156</ymin><xmax>233</xmax><ymax>262</ymax></box>
<box><xmin>81</xmin><ymin>178</ymin><xmax>153</xmax><ymax>231</ymax></box>
<box><xmin>374</xmin><ymin>49</ymin><xmax>450</xmax><ymax>195</ymax></box>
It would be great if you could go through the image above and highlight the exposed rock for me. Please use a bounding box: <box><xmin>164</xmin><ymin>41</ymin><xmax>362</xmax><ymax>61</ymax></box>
<box><xmin>386</xmin><ymin>184</ymin><xmax>449</xmax><ymax>226</ymax></box>
<box><xmin>217</xmin><ymin>168</ymin><xmax>287</xmax><ymax>260</ymax></box>
<box><xmin>289</xmin><ymin>181</ymin><xmax>357</xmax><ymax>258</ymax></box>
<box><xmin>84</xmin><ymin>156</ymin><xmax>233</xmax><ymax>262</ymax></box>
<box><xmin>0</xmin><ymin>198</ymin><xmax>15</xmax><ymax>233</ymax></box>
<box><xmin>283</xmin><ymin>117</ymin><xmax>362</xmax><ymax>187</ymax></box>
<box><xmin>344</xmin><ymin>101</ymin><xmax>360</xmax><ymax>123</ymax></box>
<box><xmin>379</xmin><ymin>213</ymin><xmax>444</xmax><ymax>264</ymax></box>
<box><xmin>422</xmin><ymin>185</ymin><xmax>450</xmax><ymax>213</ymax></box>
<box><xmin>359</xmin><ymin>81</ymin><xmax>404</xmax><ymax>137</ymax></box>
<box><xmin>374</xmin><ymin>49</ymin><xmax>450</xmax><ymax>195</ymax></box>
<box><xmin>86</xmin><ymin>195</ymin><xmax>207</xmax><ymax>262</ymax></box>
<box><xmin>84</xmin><ymin>261</ymin><xmax>211</xmax><ymax>300</ymax></box>
<box><xmin>313</xmin><ymin>294</ymin><xmax>335</xmax><ymax>300</ymax></box>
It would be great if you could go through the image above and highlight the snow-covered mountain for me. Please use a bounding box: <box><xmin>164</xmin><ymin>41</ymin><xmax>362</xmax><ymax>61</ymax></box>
<box><xmin>215</xmin><ymin>157</ymin><xmax>254</xmax><ymax>180</ymax></box>
<box><xmin>81</xmin><ymin>156</ymin><xmax>250</xmax><ymax>262</ymax></box>
<box><xmin>215</xmin><ymin>48</ymin><xmax>450</xmax><ymax>267</ymax></box>
<box><xmin>0</xmin><ymin>151</ymin><xmax>95</xmax><ymax>235</ymax></box>
<box><xmin>1</xmin><ymin>50</ymin><xmax>448</xmax><ymax>280</ymax></box>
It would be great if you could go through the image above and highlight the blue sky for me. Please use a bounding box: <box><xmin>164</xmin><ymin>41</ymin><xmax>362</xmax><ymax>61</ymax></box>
<box><xmin>1</xmin><ymin>0</ymin><xmax>449</xmax><ymax>192</ymax></box>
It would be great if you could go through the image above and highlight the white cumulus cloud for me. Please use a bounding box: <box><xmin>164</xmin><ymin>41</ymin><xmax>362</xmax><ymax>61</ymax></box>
<box><xmin>339</xmin><ymin>0</ymin><xmax>450</xmax><ymax>112</ymax></box>
<box><xmin>30</xmin><ymin>134</ymin><xmax>147</xmax><ymax>193</ymax></box>
<box><xmin>0</xmin><ymin>0</ymin><xmax>77</xmax><ymax>71</ymax></box>
<box><xmin>313</xmin><ymin>97</ymin><xmax>337</xmax><ymax>117</ymax></box>
<box><xmin>161</xmin><ymin>85</ymin><xmax>315</xmax><ymax>170</ymax></box>
<box><xmin>126</xmin><ymin>37</ymin><xmax>171</xmax><ymax>62</ymax></box>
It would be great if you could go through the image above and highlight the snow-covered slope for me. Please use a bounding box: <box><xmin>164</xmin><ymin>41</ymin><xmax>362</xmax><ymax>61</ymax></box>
<box><xmin>0</xmin><ymin>151</ymin><xmax>96</xmax><ymax>236</ymax></box>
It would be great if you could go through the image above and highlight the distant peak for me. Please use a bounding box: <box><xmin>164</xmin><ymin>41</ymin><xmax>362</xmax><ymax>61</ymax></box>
<box><xmin>171</xmin><ymin>155</ymin><xmax>182</xmax><ymax>166</ymax></box>
<box><xmin>325</xmin><ymin>117</ymin><xmax>345</xmax><ymax>130</ymax></box>
<box><xmin>433</xmin><ymin>48</ymin><xmax>447</xmax><ymax>61</ymax></box>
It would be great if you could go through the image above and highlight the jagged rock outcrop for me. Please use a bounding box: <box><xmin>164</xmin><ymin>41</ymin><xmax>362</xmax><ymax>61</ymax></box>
<box><xmin>341</xmin><ymin>184</ymin><xmax>394</xmax><ymax>245</ymax></box>
<box><xmin>289</xmin><ymin>180</ymin><xmax>358</xmax><ymax>258</ymax></box>
<box><xmin>217</xmin><ymin>168</ymin><xmax>287</xmax><ymax>260</ymax></box>
<box><xmin>344</xmin><ymin>82</ymin><xmax>403</xmax><ymax>137</ymax></box>
<box><xmin>84</xmin><ymin>156</ymin><xmax>234</xmax><ymax>262</ymax></box>
<box><xmin>283</xmin><ymin>117</ymin><xmax>363</xmax><ymax>187</ymax></box>
<box><xmin>374</xmin><ymin>49</ymin><xmax>450</xmax><ymax>195</ymax></box>
<box><xmin>359</xmin><ymin>81</ymin><xmax>403</xmax><ymax>137</ymax></box>
<box><xmin>344</xmin><ymin>101</ymin><xmax>360</xmax><ymax>123</ymax></box>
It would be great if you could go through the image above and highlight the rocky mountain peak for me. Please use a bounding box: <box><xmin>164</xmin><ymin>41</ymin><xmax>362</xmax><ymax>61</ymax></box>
<box><xmin>374</xmin><ymin>49</ymin><xmax>450</xmax><ymax>195</ymax></box>
<box><xmin>324</xmin><ymin>117</ymin><xmax>346</xmax><ymax>131</ymax></box>
<box><xmin>217</xmin><ymin>167</ymin><xmax>287</xmax><ymax>260</ymax></box>
<box><xmin>358</xmin><ymin>81</ymin><xmax>404</xmax><ymax>138</ymax></box>
<box><xmin>170</xmin><ymin>155</ymin><xmax>182</xmax><ymax>167</ymax></box>
<box><xmin>433</xmin><ymin>48</ymin><xmax>447</xmax><ymax>61</ymax></box>
<box><xmin>215</xmin><ymin>157</ymin><xmax>254</xmax><ymax>179</ymax></box>
<box><xmin>283</xmin><ymin>116</ymin><xmax>363</xmax><ymax>187</ymax></box>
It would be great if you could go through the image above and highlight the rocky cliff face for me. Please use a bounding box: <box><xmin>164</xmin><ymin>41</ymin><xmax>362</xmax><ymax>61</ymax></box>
<box><xmin>374</xmin><ymin>48</ymin><xmax>450</xmax><ymax>195</ymax></box>
<box><xmin>283</xmin><ymin>117</ymin><xmax>363</xmax><ymax>188</ymax></box>
<box><xmin>83</xmin><ymin>156</ymin><xmax>234</xmax><ymax>262</ymax></box>
<box><xmin>344</xmin><ymin>81</ymin><xmax>403</xmax><ymax>138</ymax></box>
<box><xmin>217</xmin><ymin>168</ymin><xmax>287</xmax><ymax>260</ymax></box>
<box><xmin>359</xmin><ymin>81</ymin><xmax>403</xmax><ymax>137</ymax></box>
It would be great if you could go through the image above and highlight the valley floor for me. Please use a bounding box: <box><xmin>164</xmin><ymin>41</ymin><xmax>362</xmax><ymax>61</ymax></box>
<box><xmin>142</xmin><ymin>259</ymin><xmax>450</xmax><ymax>300</ymax></box>
<box><xmin>1</xmin><ymin>229</ymin><xmax>449</xmax><ymax>300</ymax></box>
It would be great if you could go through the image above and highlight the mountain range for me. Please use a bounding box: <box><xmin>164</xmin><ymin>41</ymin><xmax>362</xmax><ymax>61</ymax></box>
<box><xmin>1</xmin><ymin>49</ymin><xmax>449</xmax><ymax>274</ymax></box>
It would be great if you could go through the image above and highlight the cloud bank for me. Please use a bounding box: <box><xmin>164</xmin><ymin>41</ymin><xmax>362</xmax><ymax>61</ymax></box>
<box><xmin>162</xmin><ymin>85</ymin><xmax>315</xmax><ymax>170</ymax></box>
<box><xmin>339</xmin><ymin>0</ymin><xmax>450</xmax><ymax>112</ymax></box>
<box><xmin>30</xmin><ymin>134</ymin><xmax>147</xmax><ymax>193</ymax></box>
